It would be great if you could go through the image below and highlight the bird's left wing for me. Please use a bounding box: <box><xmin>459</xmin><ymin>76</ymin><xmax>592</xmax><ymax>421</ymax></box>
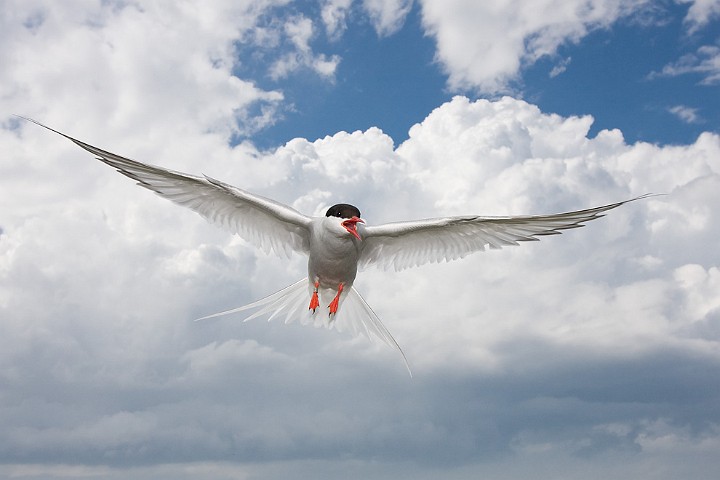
<box><xmin>24</xmin><ymin>118</ymin><xmax>313</xmax><ymax>257</ymax></box>
<box><xmin>360</xmin><ymin>196</ymin><xmax>651</xmax><ymax>271</ymax></box>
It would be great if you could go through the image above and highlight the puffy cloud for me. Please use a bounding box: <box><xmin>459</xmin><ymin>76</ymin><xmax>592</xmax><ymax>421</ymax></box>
<box><xmin>419</xmin><ymin>0</ymin><xmax>649</xmax><ymax>93</ymax></box>
<box><xmin>5</xmin><ymin>91</ymin><xmax>720</xmax><ymax>477</ymax></box>
<box><xmin>2</xmin><ymin>2</ymin><xmax>720</xmax><ymax>479</ymax></box>
<box><xmin>0</xmin><ymin>0</ymin><xmax>288</xmax><ymax>138</ymax></box>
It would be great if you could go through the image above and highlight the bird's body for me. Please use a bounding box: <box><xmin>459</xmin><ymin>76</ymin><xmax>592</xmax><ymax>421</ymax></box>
<box><xmin>308</xmin><ymin>215</ymin><xmax>362</xmax><ymax>290</ymax></box>
<box><xmin>23</xmin><ymin>117</ymin><xmax>653</xmax><ymax>373</ymax></box>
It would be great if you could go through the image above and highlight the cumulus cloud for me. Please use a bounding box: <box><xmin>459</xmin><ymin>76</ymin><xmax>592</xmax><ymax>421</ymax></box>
<box><xmin>419</xmin><ymin>0</ymin><xmax>649</xmax><ymax>93</ymax></box>
<box><xmin>2</xmin><ymin>2</ymin><xmax>720</xmax><ymax>479</ymax></box>
<box><xmin>4</xmin><ymin>91</ymin><xmax>720</xmax><ymax>477</ymax></box>
<box><xmin>0</xmin><ymin>0</ymin><xmax>288</xmax><ymax>139</ymax></box>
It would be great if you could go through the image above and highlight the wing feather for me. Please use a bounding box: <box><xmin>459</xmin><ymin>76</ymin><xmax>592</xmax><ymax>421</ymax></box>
<box><xmin>360</xmin><ymin>195</ymin><xmax>653</xmax><ymax>271</ymax></box>
<box><xmin>24</xmin><ymin>118</ymin><xmax>312</xmax><ymax>257</ymax></box>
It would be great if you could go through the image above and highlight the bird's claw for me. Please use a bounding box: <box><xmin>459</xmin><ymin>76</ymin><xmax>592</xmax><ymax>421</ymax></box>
<box><xmin>327</xmin><ymin>282</ymin><xmax>344</xmax><ymax>315</ymax></box>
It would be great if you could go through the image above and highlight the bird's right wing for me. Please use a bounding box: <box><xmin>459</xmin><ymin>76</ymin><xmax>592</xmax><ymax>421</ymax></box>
<box><xmin>360</xmin><ymin>196</ymin><xmax>652</xmax><ymax>271</ymax></box>
<box><xmin>24</xmin><ymin>118</ymin><xmax>313</xmax><ymax>258</ymax></box>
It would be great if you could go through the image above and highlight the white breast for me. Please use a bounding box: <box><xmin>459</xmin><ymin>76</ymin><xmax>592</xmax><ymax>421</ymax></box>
<box><xmin>307</xmin><ymin>217</ymin><xmax>363</xmax><ymax>288</ymax></box>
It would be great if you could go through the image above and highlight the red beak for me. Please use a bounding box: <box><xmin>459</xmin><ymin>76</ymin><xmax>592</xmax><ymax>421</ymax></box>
<box><xmin>341</xmin><ymin>216</ymin><xmax>364</xmax><ymax>241</ymax></box>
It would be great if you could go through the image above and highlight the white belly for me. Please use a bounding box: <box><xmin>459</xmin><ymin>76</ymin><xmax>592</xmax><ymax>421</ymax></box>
<box><xmin>307</xmin><ymin>219</ymin><xmax>362</xmax><ymax>288</ymax></box>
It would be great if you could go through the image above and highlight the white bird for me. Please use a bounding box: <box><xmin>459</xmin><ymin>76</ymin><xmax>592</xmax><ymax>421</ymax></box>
<box><xmin>24</xmin><ymin>118</ymin><xmax>652</xmax><ymax>373</ymax></box>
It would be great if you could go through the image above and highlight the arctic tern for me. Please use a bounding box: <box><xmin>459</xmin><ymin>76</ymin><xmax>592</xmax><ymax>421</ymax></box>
<box><xmin>24</xmin><ymin>118</ymin><xmax>651</xmax><ymax>372</ymax></box>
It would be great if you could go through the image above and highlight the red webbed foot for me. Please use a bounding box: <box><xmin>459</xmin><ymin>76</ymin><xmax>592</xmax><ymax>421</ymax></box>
<box><xmin>328</xmin><ymin>283</ymin><xmax>344</xmax><ymax>316</ymax></box>
<box><xmin>309</xmin><ymin>280</ymin><xmax>320</xmax><ymax>312</ymax></box>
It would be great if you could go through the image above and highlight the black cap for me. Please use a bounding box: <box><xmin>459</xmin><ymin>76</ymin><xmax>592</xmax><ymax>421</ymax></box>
<box><xmin>325</xmin><ymin>203</ymin><xmax>361</xmax><ymax>219</ymax></box>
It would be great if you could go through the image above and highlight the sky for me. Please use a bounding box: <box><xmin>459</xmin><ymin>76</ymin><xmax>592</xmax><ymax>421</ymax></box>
<box><xmin>1</xmin><ymin>1</ymin><xmax>719</xmax><ymax>479</ymax></box>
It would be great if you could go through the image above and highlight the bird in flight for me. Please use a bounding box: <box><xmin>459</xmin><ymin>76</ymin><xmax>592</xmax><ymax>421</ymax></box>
<box><xmin>23</xmin><ymin>118</ymin><xmax>651</xmax><ymax>373</ymax></box>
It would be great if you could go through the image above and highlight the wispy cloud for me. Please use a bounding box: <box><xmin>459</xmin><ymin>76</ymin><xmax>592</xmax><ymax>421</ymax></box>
<box><xmin>668</xmin><ymin>105</ymin><xmax>703</xmax><ymax>123</ymax></box>
<box><xmin>680</xmin><ymin>0</ymin><xmax>720</xmax><ymax>34</ymax></box>
<box><xmin>549</xmin><ymin>56</ymin><xmax>572</xmax><ymax>78</ymax></box>
<box><xmin>260</xmin><ymin>14</ymin><xmax>342</xmax><ymax>81</ymax></box>
<box><xmin>321</xmin><ymin>0</ymin><xmax>354</xmax><ymax>39</ymax></box>
<box><xmin>651</xmin><ymin>45</ymin><xmax>720</xmax><ymax>85</ymax></box>
<box><xmin>363</xmin><ymin>0</ymin><xmax>414</xmax><ymax>36</ymax></box>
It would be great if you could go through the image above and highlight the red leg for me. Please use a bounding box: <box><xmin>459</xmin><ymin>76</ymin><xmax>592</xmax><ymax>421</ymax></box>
<box><xmin>309</xmin><ymin>280</ymin><xmax>320</xmax><ymax>312</ymax></box>
<box><xmin>328</xmin><ymin>283</ymin><xmax>344</xmax><ymax>316</ymax></box>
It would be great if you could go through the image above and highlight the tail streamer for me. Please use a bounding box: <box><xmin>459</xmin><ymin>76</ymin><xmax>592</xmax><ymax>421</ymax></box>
<box><xmin>196</xmin><ymin>278</ymin><xmax>411</xmax><ymax>376</ymax></box>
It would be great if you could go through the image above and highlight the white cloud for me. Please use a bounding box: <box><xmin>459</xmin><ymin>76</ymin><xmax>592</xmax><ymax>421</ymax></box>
<box><xmin>668</xmin><ymin>104</ymin><xmax>703</xmax><ymax>123</ymax></box>
<box><xmin>549</xmin><ymin>56</ymin><xmax>572</xmax><ymax>77</ymax></box>
<box><xmin>4</xmin><ymin>91</ymin><xmax>720</xmax><ymax>476</ymax></box>
<box><xmin>651</xmin><ymin>1</ymin><xmax>720</xmax><ymax>85</ymax></box>
<box><xmin>680</xmin><ymin>0</ymin><xmax>720</xmax><ymax>33</ymax></box>
<box><xmin>321</xmin><ymin>0</ymin><xmax>354</xmax><ymax>39</ymax></box>
<box><xmin>266</xmin><ymin>14</ymin><xmax>342</xmax><ymax>80</ymax></box>
<box><xmin>285</xmin><ymin>14</ymin><xmax>315</xmax><ymax>53</ymax></box>
<box><xmin>653</xmin><ymin>44</ymin><xmax>720</xmax><ymax>85</ymax></box>
<box><xmin>1</xmin><ymin>2</ymin><xmax>720</xmax><ymax>479</ymax></box>
<box><xmin>0</xmin><ymin>0</ymin><xmax>288</xmax><ymax>139</ymax></box>
<box><xmin>362</xmin><ymin>0</ymin><xmax>414</xmax><ymax>36</ymax></box>
<box><xmin>419</xmin><ymin>0</ymin><xmax>649</xmax><ymax>93</ymax></box>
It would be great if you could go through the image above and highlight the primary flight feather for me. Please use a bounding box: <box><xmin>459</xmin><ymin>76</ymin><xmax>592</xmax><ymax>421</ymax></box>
<box><xmin>24</xmin><ymin>118</ymin><xmax>651</xmax><ymax>373</ymax></box>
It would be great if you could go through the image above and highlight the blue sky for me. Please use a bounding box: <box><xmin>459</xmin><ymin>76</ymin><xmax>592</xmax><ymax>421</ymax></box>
<box><xmin>243</xmin><ymin>0</ymin><xmax>719</xmax><ymax>148</ymax></box>
<box><xmin>1</xmin><ymin>1</ymin><xmax>720</xmax><ymax>479</ymax></box>
<box><xmin>241</xmin><ymin>1</ymin><xmax>450</xmax><ymax>148</ymax></box>
<box><xmin>524</xmin><ymin>2</ymin><xmax>720</xmax><ymax>145</ymax></box>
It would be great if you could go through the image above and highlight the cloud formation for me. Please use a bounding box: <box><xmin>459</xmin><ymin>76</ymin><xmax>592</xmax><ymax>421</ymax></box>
<box><xmin>681</xmin><ymin>0</ymin><xmax>720</xmax><ymax>33</ymax></box>
<box><xmin>4</xmin><ymin>92</ymin><xmax>720</xmax><ymax>477</ymax></box>
<box><xmin>419</xmin><ymin>0</ymin><xmax>649</xmax><ymax>93</ymax></box>
<box><xmin>0</xmin><ymin>0</ymin><xmax>293</xmax><ymax>140</ymax></box>
<box><xmin>267</xmin><ymin>14</ymin><xmax>342</xmax><ymax>80</ymax></box>
<box><xmin>668</xmin><ymin>104</ymin><xmax>703</xmax><ymax>123</ymax></box>
<box><xmin>363</xmin><ymin>0</ymin><xmax>414</xmax><ymax>36</ymax></box>
<box><xmin>654</xmin><ymin>45</ymin><xmax>720</xmax><ymax>85</ymax></box>
<box><xmin>418</xmin><ymin>0</ymin><xmax>720</xmax><ymax>94</ymax></box>
<box><xmin>1</xmin><ymin>2</ymin><xmax>719</xmax><ymax>479</ymax></box>
<box><xmin>321</xmin><ymin>0</ymin><xmax>354</xmax><ymax>38</ymax></box>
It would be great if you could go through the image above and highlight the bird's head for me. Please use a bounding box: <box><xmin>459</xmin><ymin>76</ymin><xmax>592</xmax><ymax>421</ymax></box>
<box><xmin>326</xmin><ymin>203</ymin><xmax>364</xmax><ymax>241</ymax></box>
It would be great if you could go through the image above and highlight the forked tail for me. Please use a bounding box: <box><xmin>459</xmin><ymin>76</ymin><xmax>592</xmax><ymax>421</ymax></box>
<box><xmin>196</xmin><ymin>278</ymin><xmax>411</xmax><ymax>376</ymax></box>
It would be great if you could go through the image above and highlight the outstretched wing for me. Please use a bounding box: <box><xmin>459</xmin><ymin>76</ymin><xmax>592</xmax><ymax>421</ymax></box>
<box><xmin>360</xmin><ymin>195</ymin><xmax>652</xmax><ymax>271</ymax></box>
<box><xmin>24</xmin><ymin>118</ymin><xmax>312</xmax><ymax>258</ymax></box>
